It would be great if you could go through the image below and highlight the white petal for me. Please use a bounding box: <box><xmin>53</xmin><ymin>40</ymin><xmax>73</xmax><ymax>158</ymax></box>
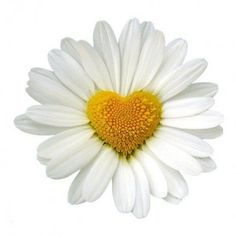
<box><xmin>145</xmin><ymin>148</ymin><xmax>188</xmax><ymax>199</ymax></box>
<box><xmin>140</xmin><ymin>21</ymin><xmax>155</xmax><ymax>43</ymax></box>
<box><xmin>73</xmin><ymin>40</ymin><xmax>113</xmax><ymax>90</ymax></box>
<box><xmin>164</xmin><ymin>194</ymin><xmax>182</xmax><ymax>204</ymax></box>
<box><xmin>162</xmin><ymin>97</ymin><xmax>214</xmax><ymax>118</ymax></box>
<box><xmin>162</xmin><ymin>38</ymin><xmax>188</xmax><ymax>70</ymax></box>
<box><xmin>130</xmin><ymin>157</ymin><xmax>150</xmax><ymax>218</ymax></box>
<box><xmin>37</xmin><ymin>126</ymin><xmax>92</xmax><ymax>166</ymax></box>
<box><xmin>129</xmin><ymin>30</ymin><xmax>165</xmax><ymax>92</ymax></box>
<box><xmin>112</xmin><ymin>158</ymin><xmax>135</xmax><ymax>213</ymax></box>
<box><xmin>29</xmin><ymin>67</ymin><xmax>58</xmax><ymax>81</ymax></box>
<box><xmin>68</xmin><ymin>164</ymin><xmax>92</xmax><ymax>204</ymax></box>
<box><xmin>26</xmin><ymin>87</ymin><xmax>51</xmax><ymax>104</ymax></box>
<box><xmin>37</xmin><ymin>155</ymin><xmax>50</xmax><ymax>165</ymax></box>
<box><xmin>161</xmin><ymin>110</ymin><xmax>223</xmax><ymax>129</ymax></box>
<box><xmin>156</xmin><ymin>59</ymin><xmax>208</xmax><ymax>101</ymax></box>
<box><xmin>26</xmin><ymin>68</ymin><xmax>60</xmax><ymax>104</ymax></box>
<box><xmin>195</xmin><ymin>157</ymin><xmax>216</xmax><ymax>172</ymax></box>
<box><xmin>46</xmin><ymin>136</ymin><xmax>102</xmax><ymax>179</ymax></box>
<box><xmin>156</xmin><ymin>126</ymin><xmax>213</xmax><ymax>157</ymax></box>
<box><xmin>135</xmin><ymin>149</ymin><xmax>167</xmax><ymax>198</ymax></box>
<box><xmin>48</xmin><ymin>49</ymin><xmax>93</xmax><ymax>100</ymax></box>
<box><xmin>173</xmin><ymin>82</ymin><xmax>218</xmax><ymax>100</ymax></box>
<box><xmin>61</xmin><ymin>37</ymin><xmax>82</xmax><ymax>64</ymax></box>
<box><xmin>14</xmin><ymin>114</ymin><xmax>66</xmax><ymax>135</ymax></box>
<box><xmin>38</xmin><ymin>126</ymin><xmax>93</xmax><ymax>158</ymax></box>
<box><xmin>146</xmin><ymin>38</ymin><xmax>187</xmax><ymax>91</ymax></box>
<box><xmin>147</xmin><ymin>136</ymin><xmax>202</xmax><ymax>175</ymax></box>
<box><xmin>181</xmin><ymin>126</ymin><xmax>223</xmax><ymax>139</ymax></box>
<box><xmin>119</xmin><ymin>19</ymin><xmax>142</xmax><ymax>96</ymax></box>
<box><xmin>28</xmin><ymin>68</ymin><xmax>85</xmax><ymax>109</ymax></box>
<box><xmin>93</xmin><ymin>21</ymin><xmax>121</xmax><ymax>92</ymax></box>
<box><xmin>26</xmin><ymin>105</ymin><xmax>88</xmax><ymax>127</ymax></box>
<box><xmin>82</xmin><ymin>146</ymin><xmax>119</xmax><ymax>202</ymax></box>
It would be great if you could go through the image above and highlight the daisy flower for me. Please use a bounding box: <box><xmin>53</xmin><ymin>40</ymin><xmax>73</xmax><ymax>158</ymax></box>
<box><xmin>15</xmin><ymin>19</ymin><xmax>223</xmax><ymax>218</ymax></box>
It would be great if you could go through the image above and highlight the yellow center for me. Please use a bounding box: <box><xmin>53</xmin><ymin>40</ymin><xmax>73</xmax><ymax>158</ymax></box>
<box><xmin>87</xmin><ymin>91</ymin><xmax>161</xmax><ymax>156</ymax></box>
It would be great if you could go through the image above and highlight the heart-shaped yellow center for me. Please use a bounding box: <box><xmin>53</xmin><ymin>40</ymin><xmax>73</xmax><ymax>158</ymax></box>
<box><xmin>87</xmin><ymin>91</ymin><xmax>161</xmax><ymax>156</ymax></box>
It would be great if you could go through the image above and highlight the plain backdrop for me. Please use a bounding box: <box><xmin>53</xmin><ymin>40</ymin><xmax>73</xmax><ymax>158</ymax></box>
<box><xmin>0</xmin><ymin>0</ymin><xmax>235</xmax><ymax>235</ymax></box>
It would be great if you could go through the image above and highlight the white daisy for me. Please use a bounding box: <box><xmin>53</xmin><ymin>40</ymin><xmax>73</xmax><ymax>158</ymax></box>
<box><xmin>15</xmin><ymin>19</ymin><xmax>223</xmax><ymax>218</ymax></box>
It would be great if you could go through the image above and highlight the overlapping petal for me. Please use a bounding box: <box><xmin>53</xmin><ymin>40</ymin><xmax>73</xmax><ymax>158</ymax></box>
<box><xmin>147</xmin><ymin>38</ymin><xmax>187</xmax><ymax>91</ymax></box>
<box><xmin>26</xmin><ymin>104</ymin><xmax>89</xmax><ymax>127</ymax></box>
<box><xmin>147</xmin><ymin>136</ymin><xmax>202</xmax><ymax>175</ymax></box>
<box><xmin>81</xmin><ymin>146</ymin><xmax>119</xmax><ymax>202</ymax></box>
<box><xmin>156</xmin><ymin>59</ymin><xmax>208</xmax><ymax>101</ymax></box>
<box><xmin>94</xmin><ymin>21</ymin><xmax>121</xmax><ymax>92</ymax></box>
<box><xmin>119</xmin><ymin>19</ymin><xmax>142</xmax><ymax>96</ymax></box>
<box><xmin>162</xmin><ymin>97</ymin><xmax>214</xmax><ymax>118</ymax></box>
<box><xmin>112</xmin><ymin>158</ymin><xmax>136</xmax><ymax>213</ymax></box>
<box><xmin>27</xmin><ymin>68</ymin><xmax>85</xmax><ymax>109</ymax></box>
<box><xmin>161</xmin><ymin>110</ymin><xmax>223</xmax><ymax>129</ymax></box>
<box><xmin>48</xmin><ymin>49</ymin><xmax>94</xmax><ymax>100</ymax></box>
<box><xmin>14</xmin><ymin>114</ymin><xmax>66</xmax><ymax>135</ymax></box>
<box><xmin>130</xmin><ymin>158</ymin><xmax>150</xmax><ymax>218</ymax></box>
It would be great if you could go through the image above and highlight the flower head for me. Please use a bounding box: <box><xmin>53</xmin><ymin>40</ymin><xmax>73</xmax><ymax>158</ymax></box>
<box><xmin>15</xmin><ymin>19</ymin><xmax>223</xmax><ymax>218</ymax></box>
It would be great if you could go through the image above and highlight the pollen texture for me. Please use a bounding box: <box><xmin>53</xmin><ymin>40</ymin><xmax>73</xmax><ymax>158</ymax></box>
<box><xmin>87</xmin><ymin>91</ymin><xmax>161</xmax><ymax>156</ymax></box>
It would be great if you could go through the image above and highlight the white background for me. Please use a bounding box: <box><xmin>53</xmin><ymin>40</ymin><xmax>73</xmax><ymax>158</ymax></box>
<box><xmin>1</xmin><ymin>0</ymin><xmax>235</xmax><ymax>235</ymax></box>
